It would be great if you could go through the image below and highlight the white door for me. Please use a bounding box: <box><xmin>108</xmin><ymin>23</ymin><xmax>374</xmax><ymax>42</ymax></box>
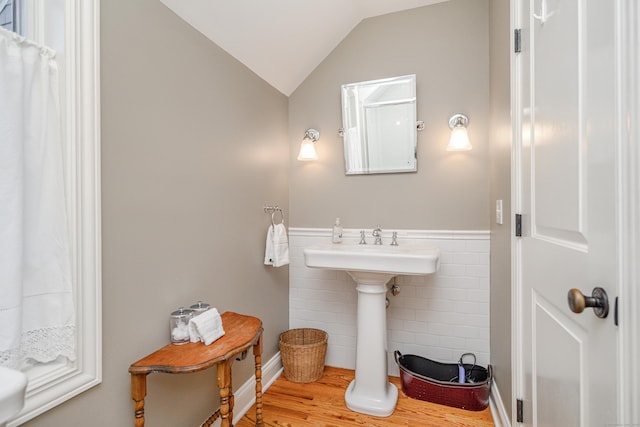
<box><xmin>515</xmin><ymin>0</ymin><xmax>619</xmax><ymax>425</ymax></box>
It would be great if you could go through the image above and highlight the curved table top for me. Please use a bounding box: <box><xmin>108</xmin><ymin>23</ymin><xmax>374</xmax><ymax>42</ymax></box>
<box><xmin>129</xmin><ymin>311</ymin><xmax>263</xmax><ymax>375</ymax></box>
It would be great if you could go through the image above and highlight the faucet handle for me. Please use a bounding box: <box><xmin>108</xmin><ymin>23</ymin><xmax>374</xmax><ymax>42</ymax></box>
<box><xmin>359</xmin><ymin>230</ymin><xmax>367</xmax><ymax>245</ymax></box>
<box><xmin>391</xmin><ymin>232</ymin><xmax>398</xmax><ymax>246</ymax></box>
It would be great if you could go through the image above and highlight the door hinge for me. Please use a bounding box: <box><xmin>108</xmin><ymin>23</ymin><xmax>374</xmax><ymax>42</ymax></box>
<box><xmin>516</xmin><ymin>398</ymin><xmax>524</xmax><ymax>423</ymax></box>
<box><xmin>514</xmin><ymin>29</ymin><xmax>522</xmax><ymax>53</ymax></box>
<box><xmin>515</xmin><ymin>214</ymin><xmax>522</xmax><ymax>237</ymax></box>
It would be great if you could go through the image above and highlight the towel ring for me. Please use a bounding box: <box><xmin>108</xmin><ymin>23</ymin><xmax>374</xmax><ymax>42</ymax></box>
<box><xmin>271</xmin><ymin>209</ymin><xmax>284</xmax><ymax>227</ymax></box>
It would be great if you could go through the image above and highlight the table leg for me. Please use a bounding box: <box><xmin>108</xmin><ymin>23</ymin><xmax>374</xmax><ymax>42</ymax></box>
<box><xmin>217</xmin><ymin>361</ymin><xmax>233</xmax><ymax>427</ymax></box>
<box><xmin>229</xmin><ymin>363</ymin><xmax>235</xmax><ymax>423</ymax></box>
<box><xmin>131</xmin><ymin>373</ymin><xmax>147</xmax><ymax>427</ymax></box>
<box><xmin>253</xmin><ymin>334</ymin><xmax>264</xmax><ymax>426</ymax></box>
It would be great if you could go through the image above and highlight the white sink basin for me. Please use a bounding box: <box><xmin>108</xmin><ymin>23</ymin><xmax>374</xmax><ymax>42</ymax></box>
<box><xmin>303</xmin><ymin>241</ymin><xmax>440</xmax><ymax>417</ymax></box>
<box><xmin>0</xmin><ymin>366</ymin><xmax>28</xmax><ymax>426</ymax></box>
<box><xmin>303</xmin><ymin>242</ymin><xmax>440</xmax><ymax>276</ymax></box>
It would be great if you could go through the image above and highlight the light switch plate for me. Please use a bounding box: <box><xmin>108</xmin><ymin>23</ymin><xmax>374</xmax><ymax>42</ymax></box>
<box><xmin>496</xmin><ymin>199</ymin><xmax>503</xmax><ymax>225</ymax></box>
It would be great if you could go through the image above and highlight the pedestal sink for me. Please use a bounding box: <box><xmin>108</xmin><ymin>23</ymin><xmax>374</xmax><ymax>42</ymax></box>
<box><xmin>0</xmin><ymin>366</ymin><xmax>28</xmax><ymax>427</ymax></box>
<box><xmin>303</xmin><ymin>242</ymin><xmax>440</xmax><ymax>417</ymax></box>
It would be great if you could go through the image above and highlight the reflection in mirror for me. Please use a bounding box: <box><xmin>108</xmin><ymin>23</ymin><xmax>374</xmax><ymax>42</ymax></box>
<box><xmin>341</xmin><ymin>75</ymin><xmax>417</xmax><ymax>175</ymax></box>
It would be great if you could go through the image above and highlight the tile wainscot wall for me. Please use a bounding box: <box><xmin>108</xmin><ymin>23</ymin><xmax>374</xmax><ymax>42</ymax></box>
<box><xmin>288</xmin><ymin>228</ymin><xmax>490</xmax><ymax>377</ymax></box>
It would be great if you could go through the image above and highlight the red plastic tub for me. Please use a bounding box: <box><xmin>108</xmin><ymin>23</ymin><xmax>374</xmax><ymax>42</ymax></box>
<box><xmin>394</xmin><ymin>351</ymin><xmax>492</xmax><ymax>411</ymax></box>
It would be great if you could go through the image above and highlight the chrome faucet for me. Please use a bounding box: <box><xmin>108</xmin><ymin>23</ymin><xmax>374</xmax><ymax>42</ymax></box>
<box><xmin>372</xmin><ymin>225</ymin><xmax>382</xmax><ymax>245</ymax></box>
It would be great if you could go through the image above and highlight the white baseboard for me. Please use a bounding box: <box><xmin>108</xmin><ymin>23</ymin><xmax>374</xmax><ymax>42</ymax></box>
<box><xmin>489</xmin><ymin>380</ymin><xmax>511</xmax><ymax>427</ymax></box>
<box><xmin>207</xmin><ymin>351</ymin><xmax>283</xmax><ymax>427</ymax></box>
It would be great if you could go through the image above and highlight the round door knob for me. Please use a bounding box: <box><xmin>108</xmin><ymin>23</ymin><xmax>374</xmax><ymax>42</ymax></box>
<box><xmin>567</xmin><ymin>287</ymin><xmax>609</xmax><ymax>318</ymax></box>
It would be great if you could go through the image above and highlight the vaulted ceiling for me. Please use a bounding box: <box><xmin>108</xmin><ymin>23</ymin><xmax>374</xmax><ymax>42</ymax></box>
<box><xmin>159</xmin><ymin>0</ymin><xmax>448</xmax><ymax>96</ymax></box>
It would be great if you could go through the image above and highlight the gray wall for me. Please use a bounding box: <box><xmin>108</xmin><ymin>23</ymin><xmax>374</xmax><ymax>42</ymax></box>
<box><xmin>289</xmin><ymin>0</ymin><xmax>490</xmax><ymax>230</ymax></box>
<box><xmin>24</xmin><ymin>1</ymin><xmax>290</xmax><ymax>426</ymax></box>
<box><xmin>489</xmin><ymin>0</ymin><xmax>513</xmax><ymax>419</ymax></box>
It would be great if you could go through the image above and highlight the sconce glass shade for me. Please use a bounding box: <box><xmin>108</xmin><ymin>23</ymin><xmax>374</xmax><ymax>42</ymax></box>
<box><xmin>297</xmin><ymin>139</ymin><xmax>318</xmax><ymax>161</ymax></box>
<box><xmin>297</xmin><ymin>128</ymin><xmax>320</xmax><ymax>161</ymax></box>
<box><xmin>447</xmin><ymin>114</ymin><xmax>472</xmax><ymax>151</ymax></box>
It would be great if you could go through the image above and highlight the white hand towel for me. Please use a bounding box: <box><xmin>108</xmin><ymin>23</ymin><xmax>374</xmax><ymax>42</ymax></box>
<box><xmin>188</xmin><ymin>308</ymin><xmax>225</xmax><ymax>346</ymax></box>
<box><xmin>272</xmin><ymin>223</ymin><xmax>290</xmax><ymax>267</ymax></box>
<box><xmin>264</xmin><ymin>225</ymin><xmax>274</xmax><ymax>265</ymax></box>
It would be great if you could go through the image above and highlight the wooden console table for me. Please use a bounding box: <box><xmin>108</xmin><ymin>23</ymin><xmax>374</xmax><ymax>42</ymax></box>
<box><xmin>129</xmin><ymin>312</ymin><xmax>264</xmax><ymax>427</ymax></box>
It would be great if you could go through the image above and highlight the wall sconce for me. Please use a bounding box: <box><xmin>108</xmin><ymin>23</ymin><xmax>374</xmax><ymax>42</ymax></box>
<box><xmin>297</xmin><ymin>128</ymin><xmax>320</xmax><ymax>161</ymax></box>
<box><xmin>447</xmin><ymin>114</ymin><xmax>472</xmax><ymax>151</ymax></box>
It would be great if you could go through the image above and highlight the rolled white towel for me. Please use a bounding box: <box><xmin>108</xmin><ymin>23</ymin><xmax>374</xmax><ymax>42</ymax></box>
<box><xmin>188</xmin><ymin>308</ymin><xmax>225</xmax><ymax>345</ymax></box>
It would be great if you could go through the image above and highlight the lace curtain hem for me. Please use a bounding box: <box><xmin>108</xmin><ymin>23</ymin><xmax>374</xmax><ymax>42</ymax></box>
<box><xmin>0</xmin><ymin>325</ymin><xmax>76</xmax><ymax>369</ymax></box>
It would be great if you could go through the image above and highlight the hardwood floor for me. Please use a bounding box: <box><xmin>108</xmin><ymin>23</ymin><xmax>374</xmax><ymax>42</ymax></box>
<box><xmin>236</xmin><ymin>367</ymin><xmax>495</xmax><ymax>427</ymax></box>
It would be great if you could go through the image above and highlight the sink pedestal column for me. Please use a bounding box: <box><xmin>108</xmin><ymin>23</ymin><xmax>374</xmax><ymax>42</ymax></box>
<box><xmin>344</xmin><ymin>272</ymin><xmax>397</xmax><ymax>417</ymax></box>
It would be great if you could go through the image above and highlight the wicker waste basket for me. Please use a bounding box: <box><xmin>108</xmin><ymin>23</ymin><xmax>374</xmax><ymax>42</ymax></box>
<box><xmin>279</xmin><ymin>328</ymin><xmax>327</xmax><ymax>383</ymax></box>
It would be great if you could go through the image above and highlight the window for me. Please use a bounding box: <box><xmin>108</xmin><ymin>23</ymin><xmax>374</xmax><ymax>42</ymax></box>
<box><xmin>7</xmin><ymin>1</ymin><xmax>101</xmax><ymax>425</ymax></box>
<box><xmin>0</xmin><ymin>0</ymin><xmax>23</xmax><ymax>34</ymax></box>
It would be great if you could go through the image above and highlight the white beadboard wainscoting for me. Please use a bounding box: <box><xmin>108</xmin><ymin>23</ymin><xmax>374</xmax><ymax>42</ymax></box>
<box><xmin>288</xmin><ymin>228</ymin><xmax>490</xmax><ymax>377</ymax></box>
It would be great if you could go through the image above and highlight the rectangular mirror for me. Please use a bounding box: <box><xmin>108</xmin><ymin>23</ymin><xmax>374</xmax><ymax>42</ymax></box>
<box><xmin>341</xmin><ymin>74</ymin><xmax>417</xmax><ymax>175</ymax></box>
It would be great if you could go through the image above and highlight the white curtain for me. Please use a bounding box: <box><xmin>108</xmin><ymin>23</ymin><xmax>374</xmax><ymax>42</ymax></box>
<box><xmin>0</xmin><ymin>27</ymin><xmax>75</xmax><ymax>369</ymax></box>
